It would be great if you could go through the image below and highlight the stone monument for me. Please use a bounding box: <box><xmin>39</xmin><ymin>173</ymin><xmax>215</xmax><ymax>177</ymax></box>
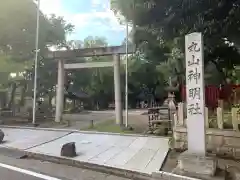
<box><xmin>177</xmin><ymin>32</ymin><xmax>217</xmax><ymax>177</ymax></box>
<box><xmin>0</xmin><ymin>129</ymin><xmax>4</xmax><ymax>143</ymax></box>
<box><xmin>61</xmin><ymin>142</ymin><xmax>77</xmax><ymax>157</ymax></box>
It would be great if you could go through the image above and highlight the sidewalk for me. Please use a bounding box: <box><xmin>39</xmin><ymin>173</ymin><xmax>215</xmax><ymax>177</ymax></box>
<box><xmin>0</xmin><ymin>127</ymin><xmax>169</xmax><ymax>176</ymax></box>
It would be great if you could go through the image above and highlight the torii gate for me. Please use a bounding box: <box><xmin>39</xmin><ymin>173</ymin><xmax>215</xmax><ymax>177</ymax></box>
<box><xmin>46</xmin><ymin>45</ymin><xmax>135</xmax><ymax>125</ymax></box>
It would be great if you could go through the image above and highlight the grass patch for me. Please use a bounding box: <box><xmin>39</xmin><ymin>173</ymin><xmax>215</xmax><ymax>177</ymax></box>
<box><xmin>84</xmin><ymin>119</ymin><xmax>136</xmax><ymax>134</ymax></box>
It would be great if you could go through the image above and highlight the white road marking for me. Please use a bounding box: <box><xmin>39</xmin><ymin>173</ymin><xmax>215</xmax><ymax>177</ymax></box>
<box><xmin>0</xmin><ymin>162</ymin><xmax>62</xmax><ymax>180</ymax></box>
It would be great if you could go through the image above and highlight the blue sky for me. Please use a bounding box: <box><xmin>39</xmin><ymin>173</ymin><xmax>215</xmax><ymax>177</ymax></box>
<box><xmin>40</xmin><ymin>0</ymin><xmax>127</xmax><ymax>45</ymax></box>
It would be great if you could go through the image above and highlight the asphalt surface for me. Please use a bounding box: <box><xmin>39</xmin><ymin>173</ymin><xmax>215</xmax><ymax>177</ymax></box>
<box><xmin>0</xmin><ymin>167</ymin><xmax>46</xmax><ymax>180</ymax></box>
<box><xmin>0</xmin><ymin>148</ymin><xmax>129</xmax><ymax>180</ymax></box>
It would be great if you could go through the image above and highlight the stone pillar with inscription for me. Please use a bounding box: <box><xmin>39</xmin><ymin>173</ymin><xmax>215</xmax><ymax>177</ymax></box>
<box><xmin>186</xmin><ymin>33</ymin><xmax>206</xmax><ymax>155</ymax></box>
<box><xmin>176</xmin><ymin>33</ymin><xmax>217</xmax><ymax>178</ymax></box>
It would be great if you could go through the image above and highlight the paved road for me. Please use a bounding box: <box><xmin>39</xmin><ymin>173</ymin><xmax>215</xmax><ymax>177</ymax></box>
<box><xmin>62</xmin><ymin>112</ymin><xmax>115</xmax><ymax>129</ymax></box>
<box><xmin>0</xmin><ymin>149</ymin><xmax>129</xmax><ymax>180</ymax></box>
<box><xmin>62</xmin><ymin>110</ymin><xmax>147</xmax><ymax>130</ymax></box>
<box><xmin>0</xmin><ymin>165</ymin><xmax>60</xmax><ymax>180</ymax></box>
<box><xmin>63</xmin><ymin>112</ymin><xmax>115</xmax><ymax>122</ymax></box>
<box><xmin>63</xmin><ymin>109</ymin><xmax>147</xmax><ymax>122</ymax></box>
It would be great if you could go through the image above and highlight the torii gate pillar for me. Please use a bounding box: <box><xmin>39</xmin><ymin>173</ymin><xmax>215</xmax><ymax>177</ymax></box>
<box><xmin>55</xmin><ymin>59</ymin><xmax>65</xmax><ymax>123</ymax></box>
<box><xmin>113</xmin><ymin>54</ymin><xmax>123</xmax><ymax>125</ymax></box>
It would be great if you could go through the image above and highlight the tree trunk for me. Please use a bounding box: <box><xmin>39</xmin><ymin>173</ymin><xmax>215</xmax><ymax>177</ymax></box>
<box><xmin>211</xmin><ymin>60</ymin><xmax>227</xmax><ymax>84</ymax></box>
<box><xmin>7</xmin><ymin>82</ymin><xmax>17</xmax><ymax>109</ymax></box>
<box><xmin>73</xmin><ymin>99</ymin><xmax>76</xmax><ymax>109</ymax></box>
<box><xmin>48</xmin><ymin>94</ymin><xmax>53</xmax><ymax>108</ymax></box>
<box><xmin>63</xmin><ymin>96</ymin><xmax>66</xmax><ymax>110</ymax></box>
<box><xmin>20</xmin><ymin>82</ymin><xmax>27</xmax><ymax>106</ymax></box>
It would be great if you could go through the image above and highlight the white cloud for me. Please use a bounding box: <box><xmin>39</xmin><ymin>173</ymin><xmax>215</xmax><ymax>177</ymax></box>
<box><xmin>91</xmin><ymin>0</ymin><xmax>102</xmax><ymax>6</ymax></box>
<box><xmin>70</xmin><ymin>11</ymin><xmax>125</xmax><ymax>31</ymax></box>
<box><xmin>40</xmin><ymin>0</ymin><xmax>66</xmax><ymax>17</ymax></box>
<box><xmin>39</xmin><ymin>0</ymin><xmax>131</xmax><ymax>41</ymax></box>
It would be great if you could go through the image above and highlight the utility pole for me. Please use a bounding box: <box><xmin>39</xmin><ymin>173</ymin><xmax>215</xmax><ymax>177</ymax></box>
<box><xmin>125</xmin><ymin>0</ymin><xmax>136</xmax><ymax>128</ymax></box>
<box><xmin>32</xmin><ymin>0</ymin><xmax>40</xmax><ymax>125</ymax></box>
<box><xmin>125</xmin><ymin>21</ymin><xmax>129</xmax><ymax>128</ymax></box>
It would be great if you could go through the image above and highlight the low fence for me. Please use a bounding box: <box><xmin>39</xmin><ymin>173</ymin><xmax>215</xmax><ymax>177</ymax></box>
<box><xmin>173</xmin><ymin>102</ymin><xmax>240</xmax><ymax>159</ymax></box>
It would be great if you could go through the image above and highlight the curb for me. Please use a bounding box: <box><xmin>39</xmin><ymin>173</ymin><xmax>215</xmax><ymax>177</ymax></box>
<box><xmin>25</xmin><ymin>151</ymin><xmax>153</xmax><ymax>180</ymax></box>
<box><xmin>152</xmin><ymin>172</ymin><xmax>202</xmax><ymax>180</ymax></box>
<box><xmin>87</xmin><ymin>110</ymin><xmax>147</xmax><ymax>115</ymax></box>
<box><xmin>0</xmin><ymin>146</ymin><xmax>202</xmax><ymax>180</ymax></box>
<box><xmin>26</xmin><ymin>151</ymin><xmax>202</xmax><ymax>180</ymax></box>
<box><xmin>0</xmin><ymin>125</ymin><xmax>73</xmax><ymax>133</ymax></box>
<box><xmin>0</xmin><ymin>125</ymin><xmax>170</xmax><ymax>139</ymax></box>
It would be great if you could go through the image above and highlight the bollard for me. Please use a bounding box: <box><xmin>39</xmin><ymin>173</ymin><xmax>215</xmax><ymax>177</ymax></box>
<box><xmin>90</xmin><ymin>120</ymin><xmax>94</xmax><ymax>128</ymax></box>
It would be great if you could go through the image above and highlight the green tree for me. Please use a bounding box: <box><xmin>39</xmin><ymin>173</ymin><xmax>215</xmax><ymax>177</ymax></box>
<box><xmin>111</xmin><ymin>0</ymin><xmax>240</xmax><ymax>84</ymax></box>
<box><xmin>0</xmin><ymin>0</ymin><xmax>74</xmax><ymax>59</ymax></box>
<box><xmin>0</xmin><ymin>0</ymin><xmax>74</xmax><ymax>108</ymax></box>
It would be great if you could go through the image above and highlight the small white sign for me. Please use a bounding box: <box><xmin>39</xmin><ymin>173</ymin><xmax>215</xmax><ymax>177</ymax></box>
<box><xmin>185</xmin><ymin>32</ymin><xmax>206</xmax><ymax>155</ymax></box>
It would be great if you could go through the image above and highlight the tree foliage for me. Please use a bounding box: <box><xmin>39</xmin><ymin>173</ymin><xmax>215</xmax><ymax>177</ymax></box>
<box><xmin>111</xmin><ymin>0</ymin><xmax>240</xmax><ymax>84</ymax></box>
<box><xmin>0</xmin><ymin>0</ymin><xmax>75</xmax><ymax>108</ymax></box>
<box><xmin>0</xmin><ymin>0</ymin><xmax>74</xmax><ymax>60</ymax></box>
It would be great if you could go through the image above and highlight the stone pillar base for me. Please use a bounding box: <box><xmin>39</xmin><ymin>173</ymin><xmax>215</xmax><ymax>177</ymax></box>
<box><xmin>177</xmin><ymin>151</ymin><xmax>217</xmax><ymax>177</ymax></box>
